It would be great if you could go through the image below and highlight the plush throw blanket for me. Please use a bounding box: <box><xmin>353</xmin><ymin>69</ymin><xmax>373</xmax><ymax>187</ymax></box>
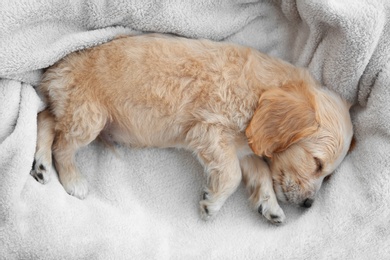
<box><xmin>1</xmin><ymin>0</ymin><xmax>390</xmax><ymax>259</ymax></box>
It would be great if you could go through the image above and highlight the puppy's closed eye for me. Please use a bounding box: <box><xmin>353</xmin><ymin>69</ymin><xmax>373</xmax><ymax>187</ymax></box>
<box><xmin>314</xmin><ymin>157</ymin><xmax>323</xmax><ymax>173</ymax></box>
<box><xmin>323</xmin><ymin>174</ymin><xmax>332</xmax><ymax>182</ymax></box>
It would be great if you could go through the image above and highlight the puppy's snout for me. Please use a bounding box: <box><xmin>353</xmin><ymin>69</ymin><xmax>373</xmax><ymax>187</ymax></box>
<box><xmin>301</xmin><ymin>198</ymin><xmax>314</xmax><ymax>208</ymax></box>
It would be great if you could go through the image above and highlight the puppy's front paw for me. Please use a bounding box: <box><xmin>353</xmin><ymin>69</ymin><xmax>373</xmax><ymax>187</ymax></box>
<box><xmin>199</xmin><ymin>191</ymin><xmax>220</xmax><ymax>221</ymax></box>
<box><xmin>199</xmin><ymin>201</ymin><xmax>212</xmax><ymax>220</ymax></box>
<box><xmin>30</xmin><ymin>159</ymin><xmax>50</xmax><ymax>184</ymax></box>
<box><xmin>61</xmin><ymin>176</ymin><xmax>89</xmax><ymax>199</ymax></box>
<box><xmin>258</xmin><ymin>201</ymin><xmax>286</xmax><ymax>225</ymax></box>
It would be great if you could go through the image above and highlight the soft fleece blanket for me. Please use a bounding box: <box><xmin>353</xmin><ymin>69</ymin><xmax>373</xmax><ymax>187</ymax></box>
<box><xmin>1</xmin><ymin>0</ymin><xmax>390</xmax><ymax>259</ymax></box>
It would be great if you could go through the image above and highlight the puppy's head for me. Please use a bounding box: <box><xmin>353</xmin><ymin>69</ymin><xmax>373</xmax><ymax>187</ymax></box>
<box><xmin>246</xmin><ymin>72</ymin><xmax>354</xmax><ymax>207</ymax></box>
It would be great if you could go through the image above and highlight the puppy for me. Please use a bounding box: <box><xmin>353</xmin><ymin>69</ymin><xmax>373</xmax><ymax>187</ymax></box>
<box><xmin>31</xmin><ymin>33</ymin><xmax>354</xmax><ymax>224</ymax></box>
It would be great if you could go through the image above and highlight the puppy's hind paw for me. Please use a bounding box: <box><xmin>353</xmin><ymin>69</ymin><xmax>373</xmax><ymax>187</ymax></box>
<box><xmin>30</xmin><ymin>159</ymin><xmax>50</xmax><ymax>184</ymax></box>
<box><xmin>258</xmin><ymin>203</ymin><xmax>286</xmax><ymax>225</ymax></box>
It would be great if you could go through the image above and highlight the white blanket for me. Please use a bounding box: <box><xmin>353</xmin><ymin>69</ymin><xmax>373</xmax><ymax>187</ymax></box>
<box><xmin>1</xmin><ymin>0</ymin><xmax>390</xmax><ymax>259</ymax></box>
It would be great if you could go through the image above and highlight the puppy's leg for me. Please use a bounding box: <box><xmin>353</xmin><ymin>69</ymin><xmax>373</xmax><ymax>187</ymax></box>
<box><xmin>189</xmin><ymin>126</ymin><xmax>242</xmax><ymax>220</ymax></box>
<box><xmin>198</xmin><ymin>149</ymin><xmax>241</xmax><ymax>220</ymax></box>
<box><xmin>30</xmin><ymin>109</ymin><xmax>55</xmax><ymax>184</ymax></box>
<box><xmin>53</xmin><ymin>104</ymin><xmax>106</xmax><ymax>199</ymax></box>
<box><xmin>240</xmin><ymin>155</ymin><xmax>285</xmax><ymax>224</ymax></box>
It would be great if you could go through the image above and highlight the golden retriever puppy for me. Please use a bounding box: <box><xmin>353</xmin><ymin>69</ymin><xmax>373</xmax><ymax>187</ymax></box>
<box><xmin>31</xmin><ymin>33</ymin><xmax>354</xmax><ymax>224</ymax></box>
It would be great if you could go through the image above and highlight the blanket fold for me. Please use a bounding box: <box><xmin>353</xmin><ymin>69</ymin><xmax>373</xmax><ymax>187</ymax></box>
<box><xmin>1</xmin><ymin>0</ymin><xmax>390</xmax><ymax>259</ymax></box>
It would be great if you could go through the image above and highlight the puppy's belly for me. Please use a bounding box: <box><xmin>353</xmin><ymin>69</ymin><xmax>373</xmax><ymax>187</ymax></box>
<box><xmin>101</xmin><ymin>120</ymin><xmax>186</xmax><ymax>149</ymax></box>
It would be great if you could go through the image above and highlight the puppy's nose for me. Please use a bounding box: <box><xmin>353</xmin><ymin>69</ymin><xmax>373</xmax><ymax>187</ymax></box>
<box><xmin>301</xmin><ymin>198</ymin><xmax>314</xmax><ymax>208</ymax></box>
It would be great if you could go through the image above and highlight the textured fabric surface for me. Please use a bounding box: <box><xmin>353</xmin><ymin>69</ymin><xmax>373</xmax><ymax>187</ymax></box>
<box><xmin>1</xmin><ymin>0</ymin><xmax>389</xmax><ymax>259</ymax></box>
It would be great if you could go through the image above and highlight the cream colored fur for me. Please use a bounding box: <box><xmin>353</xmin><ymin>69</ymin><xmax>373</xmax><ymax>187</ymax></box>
<box><xmin>31</xmin><ymin>33</ymin><xmax>353</xmax><ymax>224</ymax></box>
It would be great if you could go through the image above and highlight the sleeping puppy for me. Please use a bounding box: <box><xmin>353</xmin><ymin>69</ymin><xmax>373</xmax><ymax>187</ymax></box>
<box><xmin>31</xmin><ymin>33</ymin><xmax>354</xmax><ymax>224</ymax></box>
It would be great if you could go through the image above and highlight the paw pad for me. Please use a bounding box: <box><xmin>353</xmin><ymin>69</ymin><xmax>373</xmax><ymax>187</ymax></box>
<box><xmin>258</xmin><ymin>202</ymin><xmax>286</xmax><ymax>225</ymax></box>
<box><xmin>30</xmin><ymin>160</ymin><xmax>50</xmax><ymax>184</ymax></box>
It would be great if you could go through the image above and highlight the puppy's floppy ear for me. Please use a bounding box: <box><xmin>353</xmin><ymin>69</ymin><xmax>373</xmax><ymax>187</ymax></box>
<box><xmin>246</xmin><ymin>81</ymin><xmax>319</xmax><ymax>157</ymax></box>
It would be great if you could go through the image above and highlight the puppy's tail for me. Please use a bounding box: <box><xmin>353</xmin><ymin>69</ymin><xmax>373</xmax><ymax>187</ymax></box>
<box><xmin>30</xmin><ymin>109</ymin><xmax>55</xmax><ymax>183</ymax></box>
